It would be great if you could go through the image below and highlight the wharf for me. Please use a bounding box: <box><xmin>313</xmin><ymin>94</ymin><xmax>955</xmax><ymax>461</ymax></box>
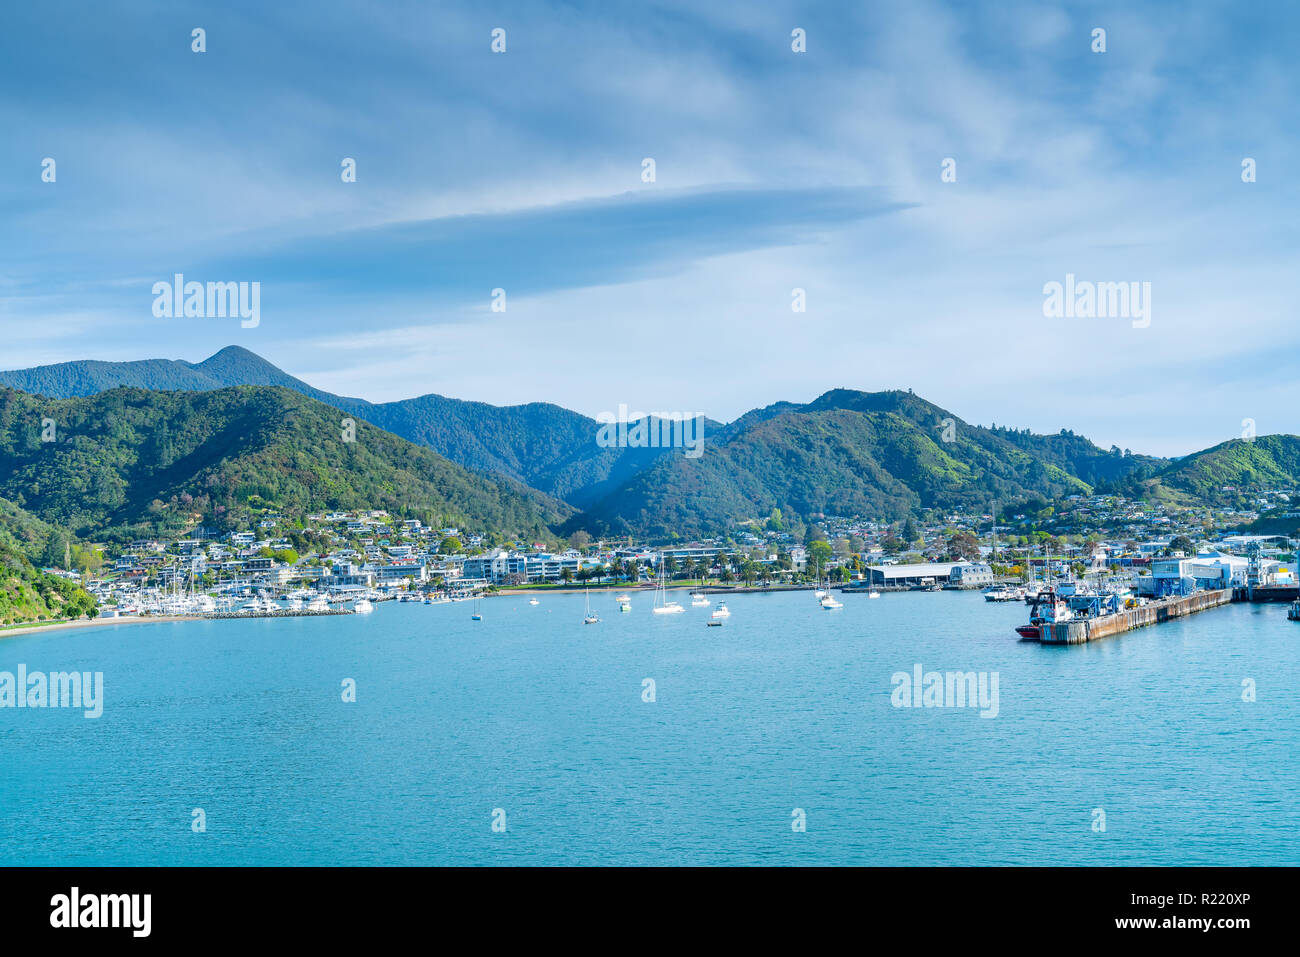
<box><xmin>1039</xmin><ymin>589</ymin><xmax>1233</xmax><ymax>645</ymax></box>
<box><xmin>204</xmin><ymin>609</ymin><xmax>354</xmax><ymax>620</ymax></box>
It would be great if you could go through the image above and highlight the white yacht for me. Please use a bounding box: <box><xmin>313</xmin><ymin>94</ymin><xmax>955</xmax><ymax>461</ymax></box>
<box><xmin>820</xmin><ymin>595</ymin><xmax>843</xmax><ymax>609</ymax></box>
<box><xmin>353</xmin><ymin>598</ymin><xmax>374</xmax><ymax>614</ymax></box>
<box><xmin>690</xmin><ymin>593</ymin><xmax>711</xmax><ymax>607</ymax></box>
<box><xmin>652</xmin><ymin>565</ymin><xmax>684</xmax><ymax>614</ymax></box>
<box><xmin>710</xmin><ymin>602</ymin><xmax>730</xmax><ymax>620</ymax></box>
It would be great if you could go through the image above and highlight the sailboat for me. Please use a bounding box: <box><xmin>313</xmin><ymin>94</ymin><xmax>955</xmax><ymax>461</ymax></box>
<box><xmin>652</xmin><ymin>562</ymin><xmax>684</xmax><ymax>614</ymax></box>
<box><xmin>583</xmin><ymin>587</ymin><xmax>600</xmax><ymax>624</ymax></box>
<box><xmin>690</xmin><ymin>591</ymin><xmax>711</xmax><ymax>607</ymax></box>
<box><xmin>471</xmin><ymin>592</ymin><xmax>483</xmax><ymax>620</ymax></box>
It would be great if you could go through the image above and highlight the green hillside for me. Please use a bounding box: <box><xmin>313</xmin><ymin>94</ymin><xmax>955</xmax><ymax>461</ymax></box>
<box><xmin>0</xmin><ymin>385</ymin><xmax>571</xmax><ymax>542</ymax></box>
<box><xmin>571</xmin><ymin>394</ymin><xmax>1109</xmax><ymax>537</ymax></box>
<box><xmin>0</xmin><ymin>346</ymin><xmax>687</xmax><ymax>508</ymax></box>
<box><xmin>0</xmin><ymin>503</ymin><xmax>97</xmax><ymax>626</ymax></box>
<box><xmin>1151</xmin><ymin>435</ymin><xmax>1300</xmax><ymax>500</ymax></box>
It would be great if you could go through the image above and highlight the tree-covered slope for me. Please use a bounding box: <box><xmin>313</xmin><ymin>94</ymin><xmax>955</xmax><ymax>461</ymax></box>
<box><xmin>570</xmin><ymin>395</ymin><xmax>1105</xmax><ymax>538</ymax></box>
<box><xmin>0</xmin><ymin>346</ymin><xmax>686</xmax><ymax>507</ymax></box>
<box><xmin>0</xmin><ymin>386</ymin><xmax>571</xmax><ymax>542</ymax></box>
<box><xmin>1152</xmin><ymin>435</ymin><xmax>1300</xmax><ymax>499</ymax></box>
<box><xmin>0</xmin><ymin>504</ymin><xmax>97</xmax><ymax>626</ymax></box>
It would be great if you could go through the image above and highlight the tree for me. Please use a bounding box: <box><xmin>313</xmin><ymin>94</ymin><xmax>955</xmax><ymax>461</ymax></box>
<box><xmin>72</xmin><ymin>545</ymin><xmax>103</xmax><ymax>578</ymax></box>
<box><xmin>902</xmin><ymin>518</ymin><xmax>919</xmax><ymax>546</ymax></box>
<box><xmin>568</xmin><ymin>529</ymin><xmax>592</xmax><ymax>551</ymax></box>
<box><xmin>40</xmin><ymin>530</ymin><xmax>69</xmax><ymax>569</ymax></box>
<box><xmin>807</xmin><ymin>540</ymin><xmax>833</xmax><ymax>572</ymax></box>
<box><xmin>1168</xmin><ymin>535</ymin><xmax>1196</xmax><ymax>556</ymax></box>
<box><xmin>946</xmin><ymin>532</ymin><xmax>980</xmax><ymax>562</ymax></box>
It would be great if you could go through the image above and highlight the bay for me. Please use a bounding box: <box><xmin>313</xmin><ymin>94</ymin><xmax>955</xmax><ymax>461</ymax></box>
<box><xmin>1</xmin><ymin>589</ymin><xmax>1295</xmax><ymax>866</ymax></box>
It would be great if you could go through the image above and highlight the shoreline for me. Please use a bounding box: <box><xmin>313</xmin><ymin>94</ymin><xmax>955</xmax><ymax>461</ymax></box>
<box><xmin>0</xmin><ymin>615</ymin><xmax>194</xmax><ymax>640</ymax></box>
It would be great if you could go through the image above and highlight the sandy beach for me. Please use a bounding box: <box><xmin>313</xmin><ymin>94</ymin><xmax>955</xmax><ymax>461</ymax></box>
<box><xmin>0</xmin><ymin>615</ymin><xmax>194</xmax><ymax>640</ymax></box>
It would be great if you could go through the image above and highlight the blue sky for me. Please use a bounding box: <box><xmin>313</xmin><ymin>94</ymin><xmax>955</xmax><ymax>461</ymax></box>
<box><xmin>2</xmin><ymin>0</ymin><xmax>1298</xmax><ymax>456</ymax></box>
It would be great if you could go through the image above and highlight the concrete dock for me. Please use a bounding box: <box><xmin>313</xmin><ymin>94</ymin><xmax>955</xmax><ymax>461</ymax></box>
<box><xmin>204</xmin><ymin>609</ymin><xmax>354</xmax><ymax>620</ymax></box>
<box><xmin>1039</xmin><ymin>589</ymin><xmax>1233</xmax><ymax>645</ymax></box>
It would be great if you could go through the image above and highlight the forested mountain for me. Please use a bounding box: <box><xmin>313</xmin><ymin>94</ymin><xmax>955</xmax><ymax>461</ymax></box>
<box><xmin>569</xmin><ymin>390</ymin><xmax>1154</xmax><ymax>537</ymax></box>
<box><xmin>0</xmin><ymin>386</ymin><xmax>571</xmax><ymax>543</ymax></box>
<box><xmin>0</xmin><ymin>346</ymin><xmax>689</xmax><ymax>507</ymax></box>
<box><xmin>1120</xmin><ymin>435</ymin><xmax>1300</xmax><ymax>505</ymax></box>
<box><xmin>22</xmin><ymin>349</ymin><xmax>1290</xmax><ymax>541</ymax></box>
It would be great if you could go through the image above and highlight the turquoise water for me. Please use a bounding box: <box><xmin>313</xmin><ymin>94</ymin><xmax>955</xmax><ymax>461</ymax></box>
<box><xmin>1</xmin><ymin>589</ymin><xmax>1297</xmax><ymax>866</ymax></box>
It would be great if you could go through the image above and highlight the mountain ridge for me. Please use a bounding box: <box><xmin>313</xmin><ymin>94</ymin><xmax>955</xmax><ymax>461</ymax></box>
<box><xmin>0</xmin><ymin>384</ymin><xmax>571</xmax><ymax>543</ymax></box>
<box><xmin>12</xmin><ymin>347</ymin><xmax>1295</xmax><ymax>539</ymax></box>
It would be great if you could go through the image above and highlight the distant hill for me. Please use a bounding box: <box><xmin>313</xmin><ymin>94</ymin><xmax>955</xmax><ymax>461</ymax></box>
<box><xmin>0</xmin><ymin>346</ymin><xmax>344</xmax><ymax>403</ymax></box>
<box><xmin>569</xmin><ymin>389</ymin><xmax>1156</xmax><ymax>537</ymax></box>
<box><xmin>0</xmin><ymin>346</ymin><xmax>685</xmax><ymax>507</ymax></box>
<box><xmin>0</xmin><ymin>385</ymin><xmax>571</xmax><ymax>542</ymax></box>
<box><xmin>1146</xmin><ymin>435</ymin><xmax>1300</xmax><ymax>502</ymax></box>
<box><xmin>3</xmin><ymin>349</ymin><xmax>1197</xmax><ymax>538</ymax></box>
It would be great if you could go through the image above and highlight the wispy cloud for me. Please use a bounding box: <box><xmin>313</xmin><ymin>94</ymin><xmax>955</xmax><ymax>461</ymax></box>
<box><xmin>1</xmin><ymin>0</ymin><xmax>1298</xmax><ymax>455</ymax></box>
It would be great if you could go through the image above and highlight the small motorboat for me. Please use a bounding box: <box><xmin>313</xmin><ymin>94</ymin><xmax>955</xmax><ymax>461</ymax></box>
<box><xmin>529</xmin><ymin>598</ymin><xmax>539</xmax><ymax>605</ymax></box>
<box><xmin>353</xmin><ymin>598</ymin><xmax>373</xmax><ymax>614</ymax></box>
<box><xmin>710</xmin><ymin>602</ymin><xmax>731</xmax><ymax>620</ymax></box>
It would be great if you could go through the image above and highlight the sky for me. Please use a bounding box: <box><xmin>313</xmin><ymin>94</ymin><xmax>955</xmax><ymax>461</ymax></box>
<box><xmin>2</xmin><ymin>0</ymin><xmax>1298</xmax><ymax>457</ymax></box>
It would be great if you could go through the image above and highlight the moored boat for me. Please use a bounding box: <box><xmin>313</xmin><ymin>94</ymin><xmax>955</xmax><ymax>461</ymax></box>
<box><xmin>1015</xmin><ymin>589</ymin><xmax>1071</xmax><ymax>641</ymax></box>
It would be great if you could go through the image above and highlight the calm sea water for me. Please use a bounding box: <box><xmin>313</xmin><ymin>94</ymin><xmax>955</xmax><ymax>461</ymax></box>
<box><xmin>2</xmin><ymin>589</ymin><xmax>1297</xmax><ymax>866</ymax></box>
